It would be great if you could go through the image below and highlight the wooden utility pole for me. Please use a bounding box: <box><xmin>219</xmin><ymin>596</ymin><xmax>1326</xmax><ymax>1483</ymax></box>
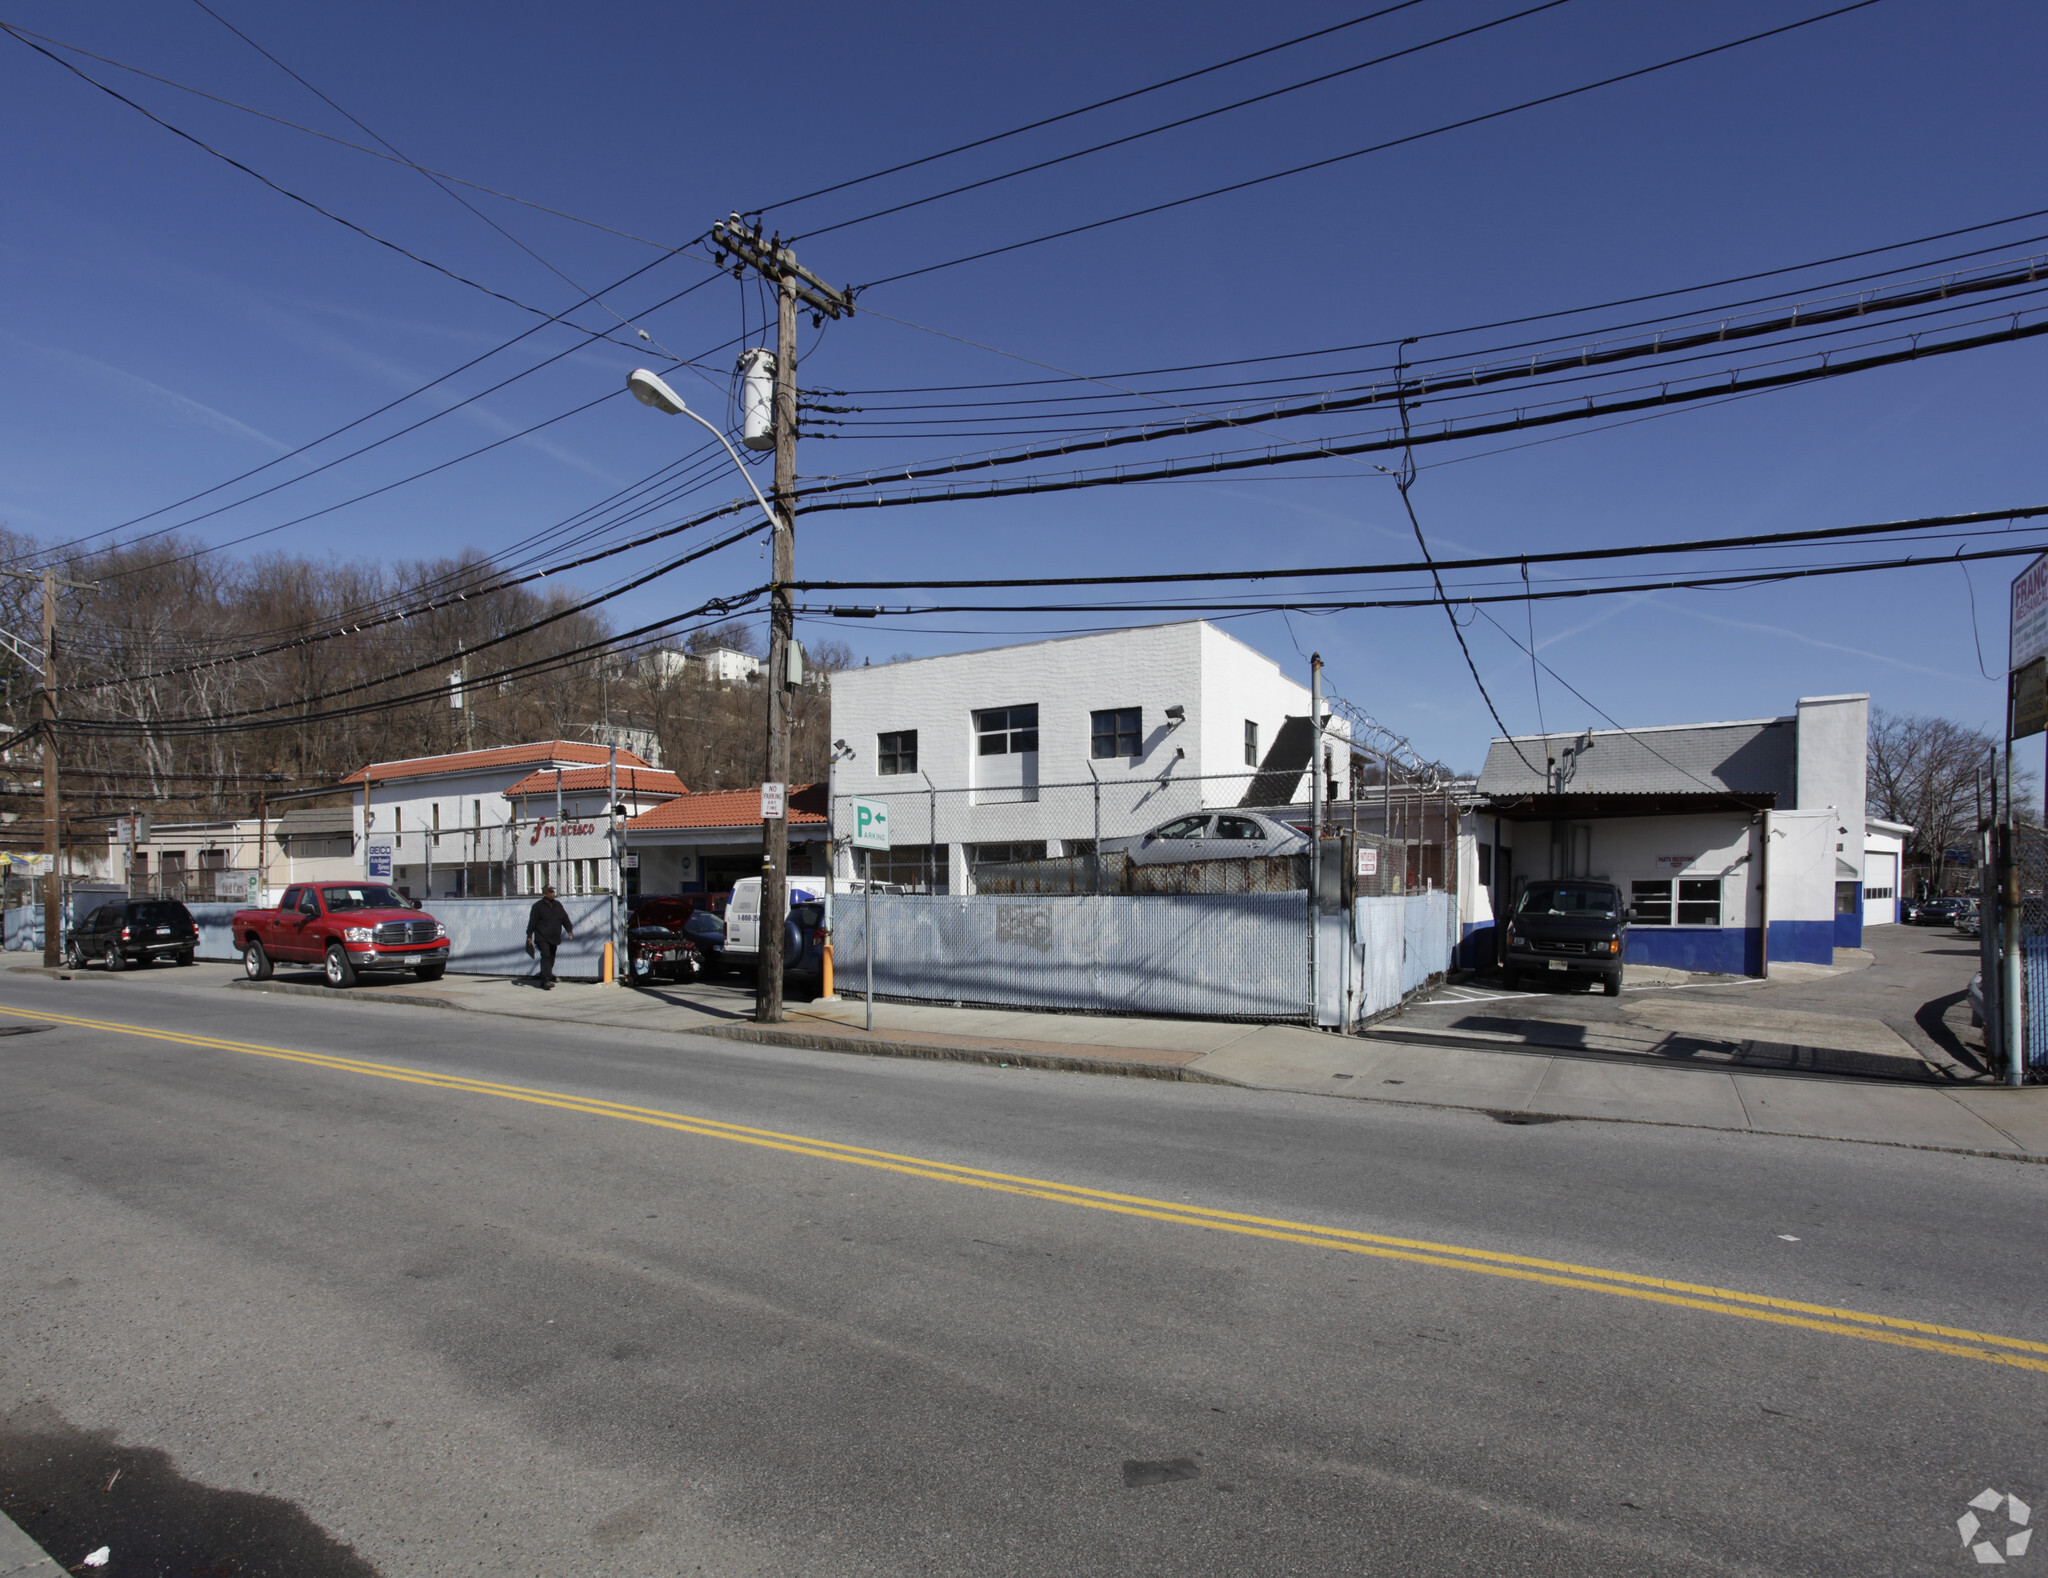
<box><xmin>0</xmin><ymin>567</ymin><xmax>94</xmax><ymax>965</ymax></box>
<box><xmin>711</xmin><ymin>214</ymin><xmax>853</xmax><ymax>1023</ymax></box>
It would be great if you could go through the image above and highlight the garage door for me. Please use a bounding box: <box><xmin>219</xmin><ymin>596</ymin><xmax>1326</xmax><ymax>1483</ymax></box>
<box><xmin>1864</xmin><ymin>852</ymin><xmax>1899</xmax><ymax>926</ymax></box>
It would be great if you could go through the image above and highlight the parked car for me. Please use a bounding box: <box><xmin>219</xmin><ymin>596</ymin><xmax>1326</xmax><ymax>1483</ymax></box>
<box><xmin>625</xmin><ymin>922</ymin><xmax>710</xmax><ymax>984</ymax></box>
<box><xmin>1910</xmin><ymin>897</ymin><xmax>1970</xmax><ymax>926</ymax></box>
<box><xmin>1101</xmin><ymin>810</ymin><xmax>1308</xmax><ymax>867</ymax></box>
<box><xmin>1955</xmin><ymin>903</ymin><xmax>1983</xmax><ymax>938</ymax></box>
<box><xmin>717</xmin><ymin>878</ymin><xmax>823</xmax><ymax>977</ymax></box>
<box><xmin>64</xmin><ymin>899</ymin><xmax>200</xmax><ymax>970</ymax></box>
<box><xmin>234</xmin><ymin>881</ymin><xmax>448</xmax><ymax>988</ymax></box>
<box><xmin>1969</xmin><ymin>970</ymin><xmax>1985</xmax><ymax>1028</ymax></box>
<box><xmin>1499</xmin><ymin>880</ymin><xmax>1627</xmax><ymax>996</ymax></box>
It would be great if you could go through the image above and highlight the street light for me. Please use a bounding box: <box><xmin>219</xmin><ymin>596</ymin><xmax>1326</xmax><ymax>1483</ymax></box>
<box><xmin>625</xmin><ymin>370</ymin><xmax>780</xmax><ymax>533</ymax></box>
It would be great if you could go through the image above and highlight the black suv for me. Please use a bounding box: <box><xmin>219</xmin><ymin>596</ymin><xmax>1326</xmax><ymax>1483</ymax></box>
<box><xmin>65</xmin><ymin>900</ymin><xmax>200</xmax><ymax>970</ymax></box>
<box><xmin>1500</xmin><ymin>880</ymin><xmax>1627</xmax><ymax>996</ymax></box>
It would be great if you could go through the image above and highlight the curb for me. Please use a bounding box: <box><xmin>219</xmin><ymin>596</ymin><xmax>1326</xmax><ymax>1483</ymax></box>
<box><xmin>0</xmin><ymin>1510</ymin><xmax>66</xmax><ymax>1578</ymax></box>
<box><xmin>1357</xmin><ymin>1026</ymin><xmax>1987</xmax><ymax>1090</ymax></box>
<box><xmin>694</xmin><ymin>1021</ymin><xmax>1245</xmax><ymax>1085</ymax></box>
<box><xmin>230</xmin><ymin>978</ymin><xmax>469</xmax><ymax>1011</ymax></box>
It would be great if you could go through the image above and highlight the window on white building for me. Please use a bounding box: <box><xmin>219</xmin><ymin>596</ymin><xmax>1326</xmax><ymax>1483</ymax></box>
<box><xmin>1630</xmin><ymin>877</ymin><xmax>1723</xmax><ymax>926</ymax></box>
<box><xmin>1091</xmin><ymin>708</ymin><xmax>1140</xmax><ymax>759</ymax></box>
<box><xmin>975</xmin><ymin>706</ymin><xmax>1038</xmax><ymax>756</ymax></box>
<box><xmin>878</xmin><ymin>730</ymin><xmax>918</xmax><ymax>775</ymax></box>
<box><xmin>1244</xmin><ymin>720</ymin><xmax>1259</xmax><ymax>768</ymax></box>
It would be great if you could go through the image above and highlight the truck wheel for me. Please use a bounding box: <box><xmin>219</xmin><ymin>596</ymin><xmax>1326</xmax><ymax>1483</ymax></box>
<box><xmin>414</xmin><ymin>962</ymin><xmax>446</xmax><ymax>982</ymax></box>
<box><xmin>1602</xmin><ymin>974</ymin><xmax>1622</xmax><ymax>997</ymax></box>
<box><xmin>175</xmin><ymin>951</ymin><xmax>195</xmax><ymax>967</ymax></box>
<box><xmin>106</xmin><ymin>947</ymin><xmax>127</xmax><ymax>973</ymax></box>
<box><xmin>1500</xmin><ymin>970</ymin><xmax>1518</xmax><ymax>991</ymax></box>
<box><xmin>324</xmin><ymin>943</ymin><xmax>357</xmax><ymax>989</ymax></box>
<box><xmin>243</xmin><ymin>940</ymin><xmax>272</xmax><ymax>981</ymax></box>
<box><xmin>62</xmin><ymin>940</ymin><xmax>83</xmax><ymax>970</ymax></box>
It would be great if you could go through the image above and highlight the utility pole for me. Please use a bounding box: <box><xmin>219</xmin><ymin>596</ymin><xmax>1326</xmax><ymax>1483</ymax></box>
<box><xmin>1</xmin><ymin>567</ymin><xmax>94</xmax><ymax>965</ymax></box>
<box><xmin>711</xmin><ymin>214</ymin><xmax>853</xmax><ymax>1024</ymax></box>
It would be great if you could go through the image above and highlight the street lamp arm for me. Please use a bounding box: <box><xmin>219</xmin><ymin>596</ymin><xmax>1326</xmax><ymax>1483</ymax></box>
<box><xmin>626</xmin><ymin>369</ymin><xmax>781</xmax><ymax>536</ymax></box>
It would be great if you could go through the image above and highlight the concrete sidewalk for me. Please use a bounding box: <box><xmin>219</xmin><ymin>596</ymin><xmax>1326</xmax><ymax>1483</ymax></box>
<box><xmin>176</xmin><ymin>961</ymin><xmax>2048</xmax><ymax>1161</ymax></box>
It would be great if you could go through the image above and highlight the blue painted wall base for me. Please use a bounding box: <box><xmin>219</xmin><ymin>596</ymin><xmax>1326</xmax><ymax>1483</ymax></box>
<box><xmin>1767</xmin><ymin>918</ymin><xmax>1835</xmax><ymax>966</ymax></box>
<box><xmin>1460</xmin><ymin>922</ymin><xmax>1498</xmax><ymax>971</ymax></box>
<box><xmin>1834</xmin><ymin>910</ymin><xmax>1863</xmax><ymax>949</ymax></box>
<box><xmin>1626</xmin><ymin>927</ymin><xmax>1760</xmax><ymax>975</ymax></box>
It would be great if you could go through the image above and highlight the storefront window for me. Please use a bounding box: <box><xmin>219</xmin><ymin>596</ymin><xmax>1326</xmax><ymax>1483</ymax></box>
<box><xmin>1633</xmin><ymin>877</ymin><xmax>1722</xmax><ymax>925</ymax></box>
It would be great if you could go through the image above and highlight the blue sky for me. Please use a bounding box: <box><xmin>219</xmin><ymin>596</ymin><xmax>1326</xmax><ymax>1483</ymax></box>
<box><xmin>3</xmin><ymin>0</ymin><xmax>2044</xmax><ymax>769</ymax></box>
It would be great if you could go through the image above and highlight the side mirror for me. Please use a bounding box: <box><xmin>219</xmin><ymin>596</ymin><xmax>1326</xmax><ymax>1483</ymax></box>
<box><xmin>1625</xmin><ymin>907</ymin><xmax>1637</xmax><ymax>921</ymax></box>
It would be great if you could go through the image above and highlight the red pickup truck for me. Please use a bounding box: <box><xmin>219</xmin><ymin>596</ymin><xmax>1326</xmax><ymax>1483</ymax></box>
<box><xmin>236</xmin><ymin>881</ymin><xmax>449</xmax><ymax>988</ymax></box>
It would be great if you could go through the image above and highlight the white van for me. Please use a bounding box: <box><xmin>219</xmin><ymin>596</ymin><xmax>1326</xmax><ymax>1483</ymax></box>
<box><xmin>722</xmin><ymin>877</ymin><xmax>823</xmax><ymax>957</ymax></box>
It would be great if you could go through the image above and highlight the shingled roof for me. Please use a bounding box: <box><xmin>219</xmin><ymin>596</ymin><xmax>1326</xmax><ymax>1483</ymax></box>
<box><xmin>502</xmin><ymin>766</ymin><xmax>687</xmax><ymax>798</ymax></box>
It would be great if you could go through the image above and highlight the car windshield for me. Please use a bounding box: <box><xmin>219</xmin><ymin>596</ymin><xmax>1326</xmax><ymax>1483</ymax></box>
<box><xmin>685</xmin><ymin>912</ymin><xmax>725</xmax><ymax>939</ymax></box>
<box><xmin>1516</xmin><ymin>883</ymin><xmax>1620</xmax><ymax>919</ymax></box>
<box><xmin>321</xmin><ymin>885</ymin><xmax>408</xmax><ymax>912</ymax></box>
<box><xmin>131</xmin><ymin>902</ymin><xmax>192</xmax><ymax>926</ymax></box>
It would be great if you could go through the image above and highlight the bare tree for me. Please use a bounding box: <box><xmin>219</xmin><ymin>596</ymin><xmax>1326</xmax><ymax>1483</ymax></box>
<box><xmin>1866</xmin><ymin>707</ymin><xmax>2027</xmax><ymax>894</ymax></box>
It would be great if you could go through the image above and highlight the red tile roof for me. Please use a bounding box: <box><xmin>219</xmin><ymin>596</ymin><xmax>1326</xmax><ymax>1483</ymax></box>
<box><xmin>625</xmin><ymin>783</ymin><xmax>826</xmax><ymax>831</ymax></box>
<box><xmin>501</xmin><ymin>766</ymin><xmax>688</xmax><ymax>798</ymax></box>
<box><xmin>341</xmin><ymin>740</ymin><xmax>650</xmax><ymax>786</ymax></box>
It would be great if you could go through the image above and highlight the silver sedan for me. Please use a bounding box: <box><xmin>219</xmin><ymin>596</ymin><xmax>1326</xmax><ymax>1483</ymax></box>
<box><xmin>1105</xmin><ymin>810</ymin><xmax>1309</xmax><ymax>867</ymax></box>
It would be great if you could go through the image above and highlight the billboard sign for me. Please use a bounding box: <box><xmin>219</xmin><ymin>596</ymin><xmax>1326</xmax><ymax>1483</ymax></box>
<box><xmin>2011</xmin><ymin>552</ymin><xmax>2048</xmax><ymax>671</ymax></box>
<box><xmin>2014</xmin><ymin>657</ymin><xmax>2048</xmax><ymax>740</ymax></box>
<box><xmin>366</xmin><ymin>838</ymin><xmax>394</xmax><ymax>879</ymax></box>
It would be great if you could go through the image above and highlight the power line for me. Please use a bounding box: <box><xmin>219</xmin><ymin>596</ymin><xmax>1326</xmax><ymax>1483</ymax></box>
<box><xmin>757</xmin><ymin>0</ymin><xmax>1439</xmax><ymax>215</ymax></box>
<box><xmin>6</xmin><ymin>27</ymin><xmax>673</xmax><ymax>343</ymax></box>
<box><xmin>788</xmin><ymin>311</ymin><xmax>2048</xmax><ymax>511</ymax></box>
<box><xmin>797</xmin><ymin>0</ymin><xmax>1577</xmax><ymax>242</ymax></box>
<box><xmin>859</xmin><ymin>1</ymin><xmax>1882</xmax><ymax>288</ymax></box>
<box><xmin>0</xmin><ymin>20</ymin><xmax>684</xmax><ymax>250</ymax></box>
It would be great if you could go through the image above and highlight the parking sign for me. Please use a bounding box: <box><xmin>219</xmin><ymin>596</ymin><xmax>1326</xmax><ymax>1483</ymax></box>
<box><xmin>852</xmin><ymin>799</ymin><xmax>891</xmax><ymax>851</ymax></box>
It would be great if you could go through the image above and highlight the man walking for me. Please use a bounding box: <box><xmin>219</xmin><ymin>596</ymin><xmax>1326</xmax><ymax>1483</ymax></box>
<box><xmin>525</xmin><ymin>884</ymin><xmax>573</xmax><ymax>989</ymax></box>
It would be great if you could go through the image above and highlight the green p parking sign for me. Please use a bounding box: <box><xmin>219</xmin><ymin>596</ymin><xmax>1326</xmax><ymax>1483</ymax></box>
<box><xmin>852</xmin><ymin>799</ymin><xmax>891</xmax><ymax>851</ymax></box>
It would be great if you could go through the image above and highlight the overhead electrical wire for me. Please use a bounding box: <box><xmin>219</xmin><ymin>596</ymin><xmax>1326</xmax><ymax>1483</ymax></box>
<box><xmin>795</xmin><ymin>0</ymin><xmax>1578</xmax><ymax>242</ymax></box>
<box><xmin>858</xmin><ymin>0</ymin><xmax>1882</xmax><ymax>288</ymax></box>
<box><xmin>757</xmin><ymin>0</ymin><xmax>1441</xmax><ymax>215</ymax></box>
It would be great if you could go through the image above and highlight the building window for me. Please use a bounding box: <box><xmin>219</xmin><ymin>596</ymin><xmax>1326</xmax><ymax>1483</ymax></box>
<box><xmin>1244</xmin><ymin>720</ymin><xmax>1259</xmax><ymax>768</ymax></box>
<box><xmin>970</xmin><ymin>842</ymin><xmax>1048</xmax><ymax>867</ymax></box>
<box><xmin>865</xmin><ymin>843</ymin><xmax>947</xmax><ymax>893</ymax></box>
<box><xmin>975</xmin><ymin>705</ymin><xmax>1038</xmax><ymax>756</ymax></box>
<box><xmin>200</xmin><ymin>848</ymin><xmax>227</xmax><ymax>871</ymax></box>
<box><xmin>1865</xmin><ymin>885</ymin><xmax>1893</xmax><ymax>900</ymax></box>
<box><xmin>878</xmin><ymin>730</ymin><xmax>918</xmax><ymax>775</ymax></box>
<box><xmin>1631</xmin><ymin>877</ymin><xmax>1723</xmax><ymax>926</ymax></box>
<box><xmin>1091</xmin><ymin>708</ymin><xmax>1140</xmax><ymax>759</ymax></box>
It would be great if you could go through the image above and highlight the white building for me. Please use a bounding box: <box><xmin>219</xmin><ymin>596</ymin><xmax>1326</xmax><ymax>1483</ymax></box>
<box><xmin>624</xmin><ymin>784</ymin><xmax>832</xmax><ymax>896</ymax></box>
<box><xmin>501</xmin><ymin>762</ymin><xmax>688</xmax><ymax>895</ymax></box>
<box><xmin>340</xmin><ymin>741</ymin><xmax>665</xmax><ymax>902</ymax></box>
<box><xmin>828</xmin><ymin>621</ymin><xmax>1338</xmax><ymax>892</ymax></box>
<box><xmin>641</xmin><ymin>646</ymin><xmax>764</xmax><ymax>687</ymax></box>
<box><xmin>1467</xmin><ymin>693</ymin><xmax>1870</xmax><ymax>974</ymax></box>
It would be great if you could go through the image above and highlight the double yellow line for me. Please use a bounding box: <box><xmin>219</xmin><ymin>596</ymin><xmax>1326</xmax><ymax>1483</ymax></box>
<box><xmin>7</xmin><ymin>1001</ymin><xmax>2046</xmax><ymax>1374</ymax></box>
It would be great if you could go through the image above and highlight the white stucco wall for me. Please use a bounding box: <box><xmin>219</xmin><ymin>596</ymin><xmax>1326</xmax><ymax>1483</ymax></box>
<box><xmin>1494</xmin><ymin>811</ymin><xmax>1759</xmax><ymax>929</ymax></box>
<box><xmin>1795</xmin><ymin>693</ymin><xmax>1868</xmax><ymax>885</ymax></box>
<box><xmin>828</xmin><ymin>621</ymin><xmax>1320</xmax><ymax>877</ymax></box>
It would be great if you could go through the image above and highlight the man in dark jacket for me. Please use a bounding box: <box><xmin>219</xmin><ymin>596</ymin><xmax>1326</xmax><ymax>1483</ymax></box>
<box><xmin>526</xmin><ymin>885</ymin><xmax>573</xmax><ymax>989</ymax></box>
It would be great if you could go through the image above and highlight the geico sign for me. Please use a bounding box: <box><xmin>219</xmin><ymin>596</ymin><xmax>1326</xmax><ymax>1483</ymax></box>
<box><xmin>530</xmin><ymin>821</ymin><xmax>598</xmax><ymax>845</ymax></box>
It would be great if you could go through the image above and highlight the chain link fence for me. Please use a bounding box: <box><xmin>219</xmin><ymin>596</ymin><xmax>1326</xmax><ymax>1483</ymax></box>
<box><xmin>2015</xmin><ymin>826</ymin><xmax>2048</xmax><ymax>1080</ymax></box>
<box><xmin>823</xmin><ymin>772</ymin><xmax>1461</xmax><ymax>1022</ymax></box>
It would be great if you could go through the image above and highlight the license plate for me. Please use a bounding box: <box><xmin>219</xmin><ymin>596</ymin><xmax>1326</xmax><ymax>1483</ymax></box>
<box><xmin>157</xmin><ymin>927</ymin><xmax>171</xmax><ymax>935</ymax></box>
<box><xmin>1547</xmin><ymin>959</ymin><xmax>1568</xmax><ymax>971</ymax></box>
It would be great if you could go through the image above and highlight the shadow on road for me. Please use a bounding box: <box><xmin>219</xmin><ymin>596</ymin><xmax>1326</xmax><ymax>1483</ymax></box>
<box><xmin>0</xmin><ymin>1397</ymin><xmax>377</xmax><ymax>1577</ymax></box>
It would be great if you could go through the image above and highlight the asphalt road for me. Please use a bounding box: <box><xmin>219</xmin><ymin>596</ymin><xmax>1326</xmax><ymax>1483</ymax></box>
<box><xmin>0</xmin><ymin>965</ymin><xmax>2041</xmax><ymax>1576</ymax></box>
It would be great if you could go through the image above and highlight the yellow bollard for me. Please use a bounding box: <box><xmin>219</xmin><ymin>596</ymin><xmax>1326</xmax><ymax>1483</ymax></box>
<box><xmin>821</xmin><ymin>940</ymin><xmax>835</xmax><ymax>998</ymax></box>
<box><xmin>601</xmin><ymin>940</ymin><xmax>615</xmax><ymax>984</ymax></box>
